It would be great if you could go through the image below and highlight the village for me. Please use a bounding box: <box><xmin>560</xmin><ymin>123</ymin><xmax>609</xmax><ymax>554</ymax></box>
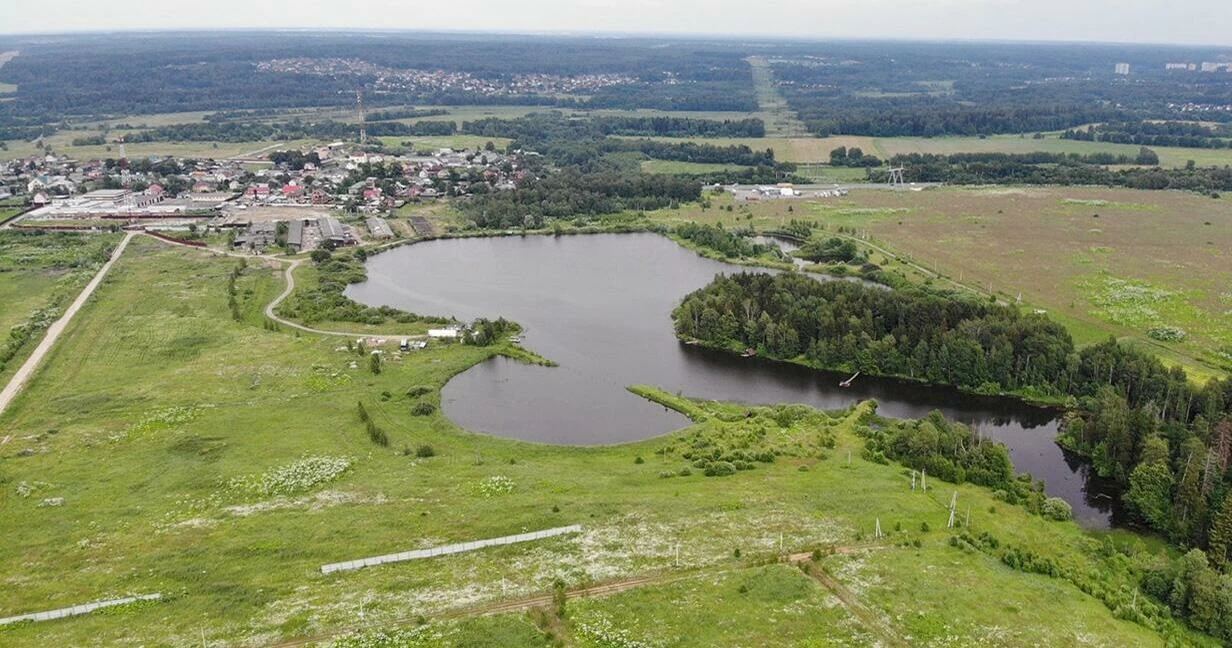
<box><xmin>0</xmin><ymin>141</ymin><xmax>533</xmax><ymax>253</ymax></box>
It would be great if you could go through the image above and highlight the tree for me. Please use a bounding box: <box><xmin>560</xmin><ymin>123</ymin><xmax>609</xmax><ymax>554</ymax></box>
<box><xmin>368</xmin><ymin>352</ymin><xmax>382</xmax><ymax>374</ymax></box>
<box><xmin>1209</xmin><ymin>493</ymin><xmax>1232</xmax><ymax>570</ymax></box>
<box><xmin>1126</xmin><ymin>457</ymin><xmax>1176</xmax><ymax>531</ymax></box>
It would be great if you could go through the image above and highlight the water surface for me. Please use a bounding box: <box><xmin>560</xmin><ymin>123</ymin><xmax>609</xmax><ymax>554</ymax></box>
<box><xmin>348</xmin><ymin>233</ymin><xmax>1122</xmax><ymax>527</ymax></box>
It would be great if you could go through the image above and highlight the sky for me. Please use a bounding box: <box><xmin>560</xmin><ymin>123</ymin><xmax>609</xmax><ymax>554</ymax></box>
<box><xmin>3</xmin><ymin>0</ymin><xmax>1231</xmax><ymax>47</ymax></box>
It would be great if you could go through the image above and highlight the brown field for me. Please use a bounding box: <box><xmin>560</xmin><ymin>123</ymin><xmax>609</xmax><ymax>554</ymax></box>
<box><xmin>649</xmin><ymin>186</ymin><xmax>1232</xmax><ymax>379</ymax></box>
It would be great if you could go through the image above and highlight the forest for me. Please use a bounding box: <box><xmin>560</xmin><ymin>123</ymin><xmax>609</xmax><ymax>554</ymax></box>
<box><xmin>675</xmin><ymin>270</ymin><xmax>1232</xmax><ymax>636</ymax></box>
<box><xmin>769</xmin><ymin>40</ymin><xmax>1232</xmax><ymax>137</ymax></box>
<box><xmin>459</xmin><ymin>168</ymin><xmax>700</xmax><ymax>229</ymax></box>
<box><xmin>673</xmin><ymin>273</ymin><xmax>1230</xmax><ymax>411</ymax></box>
<box><xmin>0</xmin><ymin>32</ymin><xmax>755</xmax><ymax>121</ymax></box>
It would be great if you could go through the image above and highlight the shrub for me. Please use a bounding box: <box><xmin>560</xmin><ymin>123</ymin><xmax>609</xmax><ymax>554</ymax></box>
<box><xmin>411</xmin><ymin>402</ymin><xmax>436</xmax><ymax>416</ymax></box>
<box><xmin>1041</xmin><ymin>497</ymin><xmax>1073</xmax><ymax>521</ymax></box>
<box><xmin>366</xmin><ymin>420</ymin><xmax>389</xmax><ymax>447</ymax></box>
<box><xmin>704</xmin><ymin>461</ymin><xmax>737</xmax><ymax>477</ymax></box>
<box><xmin>634</xmin><ymin>456</ymin><xmax>645</xmax><ymax>464</ymax></box>
<box><xmin>406</xmin><ymin>385</ymin><xmax>433</xmax><ymax>398</ymax></box>
<box><xmin>414</xmin><ymin>444</ymin><xmax>435</xmax><ymax>458</ymax></box>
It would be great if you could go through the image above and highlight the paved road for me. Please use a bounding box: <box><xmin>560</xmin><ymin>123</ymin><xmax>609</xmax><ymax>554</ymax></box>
<box><xmin>0</xmin><ymin>231</ymin><xmax>136</xmax><ymax>417</ymax></box>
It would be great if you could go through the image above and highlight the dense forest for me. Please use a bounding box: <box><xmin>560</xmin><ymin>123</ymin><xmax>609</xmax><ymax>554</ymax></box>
<box><xmin>875</xmin><ymin>151</ymin><xmax>1232</xmax><ymax>193</ymax></box>
<box><xmin>766</xmin><ymin>41</ymin><xmax>1232</xmax><ymax>137</ymax></box>
<box><xmin>459</xmin><ymin>169</ymin><xmax>701</xmax><ymax>229</ymax></box>
<box><xmin>673</xmin><ymin>273</ymin><xmax>1230</xmax><ymax>411</ymax></box>
<box><xmin>0</xmin><ymin>32</ymin><xmax>755</xmax><ymax>121</ymax></box>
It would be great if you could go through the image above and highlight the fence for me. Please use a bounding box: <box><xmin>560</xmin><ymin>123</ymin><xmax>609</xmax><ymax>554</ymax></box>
<box><xmin>321</xmin><ymin>524</ymin><xmax>583</xmax><ymax>575</ymax></box>
<box><xmin>0</xmin><ymin>593</ymin><xmax>162</xmax><ymax>626</ymax></box>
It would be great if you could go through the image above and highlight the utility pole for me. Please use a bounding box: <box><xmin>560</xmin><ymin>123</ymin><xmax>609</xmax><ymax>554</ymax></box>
<box><xmin>356</xmin><ymin>88</ymin><xmax>367</xmax><ymax>145</ymax></box>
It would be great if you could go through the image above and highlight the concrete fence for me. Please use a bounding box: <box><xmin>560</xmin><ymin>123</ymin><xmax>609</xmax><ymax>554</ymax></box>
<box><xmin>321</xmin><ymin>524</ymin><xmax>583</xmax><ymax>575</ymax></box>
<box><xmin>0</xmin><ymin>593</ymin><xmax>162</xmax><ymax>626</ymax></box>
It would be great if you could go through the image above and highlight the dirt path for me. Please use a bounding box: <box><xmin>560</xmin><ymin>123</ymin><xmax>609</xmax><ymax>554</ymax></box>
<box><xmin>143</xmin><ymin>234</ymin><xmax>428</xmax><ymax>339</ymax></box>
<box><xmin>270</xmin><ymin>544</ymin><xmax>886</xmax><ymax>648</ymax></box>
<box><xmin>0</xmin><ymin>231</ymin><xmax>135</xmax><ymax>417</ymax></box>
<box><xmin>806</xmin><ymin>564</ymin><xmax>907</xmax><ymax>647</ymax></box>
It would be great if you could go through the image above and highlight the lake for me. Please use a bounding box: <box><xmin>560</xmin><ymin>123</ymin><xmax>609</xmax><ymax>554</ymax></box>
<box><xmin>347</xmin><ymin>232</ymin><xmax>1124</xmax><ymax>528</ymax></box>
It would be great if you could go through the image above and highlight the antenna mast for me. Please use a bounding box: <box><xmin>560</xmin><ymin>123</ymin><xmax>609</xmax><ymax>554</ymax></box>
<box><xmin>356</xmin><ymin>88</ymin><xmax>367</xmax><ymax>145</ymax></box>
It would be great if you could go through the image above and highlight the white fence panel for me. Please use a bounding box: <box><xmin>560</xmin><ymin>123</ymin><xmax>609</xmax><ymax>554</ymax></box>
<box><xmin>320</xmin><ymin>524</ymin><xmax>583</xmax><ymax>574</ymax></box>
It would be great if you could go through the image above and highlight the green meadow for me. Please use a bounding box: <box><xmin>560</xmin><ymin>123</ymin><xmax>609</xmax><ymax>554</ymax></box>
<box><xmin>0</xmin><ymin>235</ymin><xmax>1217</xmax><ymax>645</ymax></box>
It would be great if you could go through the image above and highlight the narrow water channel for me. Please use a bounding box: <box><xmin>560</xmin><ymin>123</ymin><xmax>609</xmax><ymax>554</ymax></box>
<box><xmin>347</xmin><ymin>233</ymin><xmax>1124</xmax><ymax>528</ymax></box>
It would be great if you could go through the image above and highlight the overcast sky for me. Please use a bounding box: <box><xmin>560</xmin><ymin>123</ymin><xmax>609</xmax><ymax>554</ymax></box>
<box><xmin>3</xmin><ymin>0</ymin><xmax>1230</xmax><ymax>46</ymax></box>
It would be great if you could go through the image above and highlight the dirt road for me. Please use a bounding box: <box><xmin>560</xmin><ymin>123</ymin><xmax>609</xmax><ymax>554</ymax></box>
<box><xmin>0</xmin><ymin>231</ymin><xmax>136</xmax><ymax>417</ymax></box>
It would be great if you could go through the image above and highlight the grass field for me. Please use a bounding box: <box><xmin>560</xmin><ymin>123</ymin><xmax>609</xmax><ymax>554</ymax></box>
<box><xmin>375</xmin><ymin>134</ymin><xmax>512</xmax><ymax>152</ymax></box>
<box><xmin>639</xmin><ymin>160</ymin><xmax>752</xmax><ymax>175</ymax></box>
<box><xmin>648</xmin><ymin>186</ymin><xmax>1232</xmax><ymax>378</ymax></box>
<box><xmin>873</xmin><ymin>134</ymin><xmax>1232</xmax><ymax>169</ymax></box>
<box><xmin>0</xmin><ymin>231</ymin><xmax>121</xmax><ymax>387</ymax></box>
<box><xmin>613</xmin><ymin>132</ymin><xmax>1232</xmax><ymax>169</ymax></box>
<box><xmin>0</xmin><ymin>135</ymin><xmax>317</xmax><ymax>162</ymax></box>
<box><xmin>613</xmin><ymin>135</ymin><xmax>877</xmax><ymax>165</ymax></box>
<box><xmin>0</xmin><ymin>236</ymin><xmax>1210</xmax><ymax>645</ymax></box>
<box><xmin>747</xmin><ymin>56</ymin><xmax>809</xmax><ymax>138</ymax></box>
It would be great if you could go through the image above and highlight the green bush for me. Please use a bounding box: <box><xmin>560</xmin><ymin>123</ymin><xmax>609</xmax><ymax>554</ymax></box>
<box><xmin>414</xmin><ymin>444</ymin><xmax>436</xmax><ymax>458</ymax></box>
<box><xmin>1041</xmin><ymin>497</ymin><xmax>1074</xmax><ymax>521</ymax></box>
<box><xmin>411</xmin><ymin>402</ymin><xmax>436</xmax><ymax>416</ymax></box>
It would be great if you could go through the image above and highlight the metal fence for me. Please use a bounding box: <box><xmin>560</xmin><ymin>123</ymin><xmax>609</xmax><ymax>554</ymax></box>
<box><xmin>0</xmin><ymin>593</ymin><xmax>162</xmax><ymax>626</ymax></box>
<box><xmin>321</xmin><ymin>524</ymin><xmax>583</xmax><ymax>575</ymax></box>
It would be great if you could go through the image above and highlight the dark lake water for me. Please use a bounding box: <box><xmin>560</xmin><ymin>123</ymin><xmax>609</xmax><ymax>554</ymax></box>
<box><xmin>347</xmin><ymin>233</ymin><xmax>1123</xmax><ymax>528</ymax></box>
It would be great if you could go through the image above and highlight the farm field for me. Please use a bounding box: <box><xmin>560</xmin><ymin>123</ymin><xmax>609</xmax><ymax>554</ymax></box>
<box><xmin>648</xmin><ymin>186</ymin><xmax>1232</xmax><ymax>378</ymax></box>
<box><xmin>0</xmin><ymin>236</ymin><xmax>1204</xmax><ymax>646</ymax></box>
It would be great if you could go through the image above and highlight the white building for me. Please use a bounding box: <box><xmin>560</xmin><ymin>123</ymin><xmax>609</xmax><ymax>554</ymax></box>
<box><xmin>1114</xmin><ymin>63</ymin><xmax>1130</xmax><ymax>75</ymax></box>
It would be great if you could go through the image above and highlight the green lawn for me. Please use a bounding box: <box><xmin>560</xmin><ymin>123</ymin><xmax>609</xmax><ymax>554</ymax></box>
<box><xmin>0</xmin><ymin>235</ymin><xmax>1215</xmax><ymax>645</ymax></box>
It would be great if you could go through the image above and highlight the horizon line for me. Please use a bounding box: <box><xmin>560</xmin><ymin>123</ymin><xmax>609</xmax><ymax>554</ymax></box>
<box><xmin>0</xmin><ymin>27</ymin><xmax>1229</xmax><ymax>50</ymax></box>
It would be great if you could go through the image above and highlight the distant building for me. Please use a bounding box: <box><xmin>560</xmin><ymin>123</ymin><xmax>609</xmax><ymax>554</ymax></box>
<box><xmin>287</xmin><ymin>219</ymin><xmax>306</xmax><ymax>252</ymax></box>
<box><xmin>1165</xmin><ymin>62</ymin><xmax>1196</xmax><ymax>71</ymax></box>
<box><xmin>366</xmin><ymin>217</ymin><xmax>393</xmax><ymax>239</ymax></box>
<box><xmin>1114</xmin><ymin>63</ymin><xmax>1130</xmax><ymax>75</ymax></box>
<box><xmin>318</xmin><ymin>216</ymin><xmax>351</xmax><ymax>246</ymax></box>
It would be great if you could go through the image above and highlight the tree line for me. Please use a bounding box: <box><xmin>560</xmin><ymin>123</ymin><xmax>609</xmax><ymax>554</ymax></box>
<box><xmin>1063</xmin><ymin>121</ymin><xmax>1232</xmax><ymax>150</ymax></box>
<box><xmin>116</xmin><ymin>118</ymin><xmax>457</xmax><ymax>145</ymax></box>
<box><xmin>587</xmin><ymin>116</ymin><xmax>765</xmax><ymax>138</ymax></box>
<box><xmin>873</xmin><ymin>151</ymin><xmax>1232</xmax><ymax>193</ymax></box>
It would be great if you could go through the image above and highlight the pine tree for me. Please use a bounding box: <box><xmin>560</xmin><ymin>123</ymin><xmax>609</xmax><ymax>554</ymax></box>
<box><xmin>1208</xmin><ymin>493</ymin><xmax>1232</xmax><ymax>570</ymax></box>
